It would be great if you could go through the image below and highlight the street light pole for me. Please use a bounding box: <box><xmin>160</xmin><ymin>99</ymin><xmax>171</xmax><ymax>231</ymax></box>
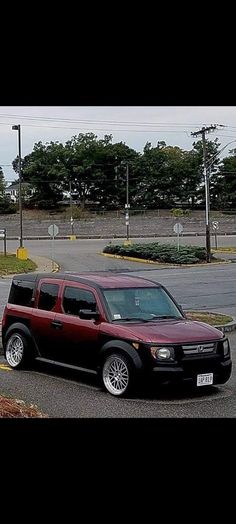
<box><xmin>12</xmin><ymin>125</ymin><xmax>27</xmax><ymax>259</ymax></box>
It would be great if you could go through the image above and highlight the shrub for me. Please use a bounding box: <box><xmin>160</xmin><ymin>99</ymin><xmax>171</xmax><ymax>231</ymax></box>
<box><xmin>171</xmin><ymin>208</ymin><xmax>183</xmax><ymax>217</ymax></box>
<box><xmin>0</xmin><ymin>200</ymin><xmax>17</xmax><ymax>214</ymax></box>
<box><xmin>103</xmin><ymin>242</ymin><xmax>208</xmax><ymax>264</ymax></box>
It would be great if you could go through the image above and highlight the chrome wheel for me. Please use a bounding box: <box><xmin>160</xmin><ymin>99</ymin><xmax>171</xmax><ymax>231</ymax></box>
<box><xmin>102</xmin><ymin>354</ymin><xmax>130</xmax><ymax>396</ymax></box>
<box><xmin>6</xmin><ymin>334</ymin><xmax>24</xmax><ymax>368</ymax></box>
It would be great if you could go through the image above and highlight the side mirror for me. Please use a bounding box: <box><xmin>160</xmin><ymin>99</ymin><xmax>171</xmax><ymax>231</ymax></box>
<box><xmin>178</xmin><ymin>305</ymin><xmax>186</xmax><ymax>317</ymax></box>
<box><xmin>79</xmin><ymin>309</ymin><xmax>100</xmax><ymax>321</ymax></box>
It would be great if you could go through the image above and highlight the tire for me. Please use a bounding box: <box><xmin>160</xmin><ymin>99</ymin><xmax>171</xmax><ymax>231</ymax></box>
<box><xmin>5</xmin><ymin>330</ymin><xmax>32</xmax><ymax>369</ymax></box>
<box><xmin>102</xmin><ymin>352</ymin><xmax>134</xmax><ymax>397</ymax></box>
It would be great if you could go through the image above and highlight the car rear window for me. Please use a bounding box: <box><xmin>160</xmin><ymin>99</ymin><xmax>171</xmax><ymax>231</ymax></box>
<box><xmin>8</xmin><ymin>280</ymin><xmax>35</xmax><ymax>307</ymax></box>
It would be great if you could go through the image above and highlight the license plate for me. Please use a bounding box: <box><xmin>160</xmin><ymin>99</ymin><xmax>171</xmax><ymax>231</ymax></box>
<box><xmin>197</xmin><ymin>373</ymin><xmax>213</xmax><ymax>386</ymax></box>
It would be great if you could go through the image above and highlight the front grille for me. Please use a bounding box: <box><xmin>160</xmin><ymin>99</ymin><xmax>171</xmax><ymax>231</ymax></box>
<box><xmin>182</xmin><ymin>342</ymin><xmax>216</xmax><ymax>356</ymax></box>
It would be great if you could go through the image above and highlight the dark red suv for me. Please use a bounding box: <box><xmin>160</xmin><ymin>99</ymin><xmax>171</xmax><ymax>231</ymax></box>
<box><xmin>1</xmin><ymin>272</ymin><xmax>232</xmax><ymax>396</ymax></box>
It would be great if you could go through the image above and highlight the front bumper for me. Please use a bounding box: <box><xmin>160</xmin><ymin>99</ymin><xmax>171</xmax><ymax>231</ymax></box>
<box><xmin>151</xmin><ymin>358</ymin><xmax>232</xmax><ymax>386</ymax></box>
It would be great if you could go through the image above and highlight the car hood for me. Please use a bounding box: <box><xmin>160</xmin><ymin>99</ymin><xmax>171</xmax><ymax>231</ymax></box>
<box><xmin>101</xmin><ymin>318</ymin><xmax>223</xmax><ymax>344</ymax></box>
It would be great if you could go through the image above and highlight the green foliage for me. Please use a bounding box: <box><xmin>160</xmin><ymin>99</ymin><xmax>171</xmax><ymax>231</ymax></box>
<box><xmin>0</xmin><ymin>166</ymin><xmax>5</xmax><ymax>196</ymax></box>
<box><xmin>10</xmin><ymin>132</ymin><xmax>236</xmax><ymax>211</ymax></box>
<box><xmin>171</xmin><ymin>208</ymin><xmax>184</xmax><ymax>217</ymax></box>
<box><xmin>103</xmin><ymin>242</ymin><xmax>208</xmax><ymax>264</ymax></box>
<box><xmin>0</xmin><ymin>198</ymin><xmax>17</xmax><ymax>214</ymax></box>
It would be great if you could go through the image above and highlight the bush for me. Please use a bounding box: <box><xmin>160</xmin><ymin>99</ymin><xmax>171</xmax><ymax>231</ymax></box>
<box><xmin>36</xmin><ymin>199</ymin><xmax>60</xmax><ymax>210</ymax></box>
<box><xmin>171</xmin><ymin>208</ymin><xmax>183</xmax><ymax>217</ymax></box>
<box><xmin>0</xmin><ymin>200</ymin><xmax>17</xmax><ymax>214</ymax></box>
<box><xmin>103</xmin><ymin>242</ymin><xmax>208</xmax><ymax>264</ymax></box>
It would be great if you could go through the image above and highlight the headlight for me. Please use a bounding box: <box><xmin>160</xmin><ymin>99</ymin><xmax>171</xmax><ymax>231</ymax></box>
<box><xmin>223</xmin><ymin>339</ymin><xmax>229</xmax><ymax>356</ymax></box>
<box><xmin>150</xmin><ymin>346</ymin><xmax>175</xmax><ymax>361</ymax></box>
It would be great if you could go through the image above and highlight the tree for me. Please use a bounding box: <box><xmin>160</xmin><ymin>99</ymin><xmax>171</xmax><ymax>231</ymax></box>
<box><xmin>191</xmin><ymin>138</ymin><xmax>222</xmax><ymax>207</ymax></box>
<box><xmin>0</xmin><ymin>166</ymin><xmax>5</xmax><ymax>196</ymax></box>
<box><xmin>13</xmin><ymin>141</ymin><xmax>65</xmax><ymax>209</ymax></box>
<box><xmin>0</xmin><ymin>167</ymin><xmax>16</xmax><ymax>214</ymax></box>
<box><xmin>214</xmin><ymin>148</ymin><xmax>236</xmax><ymax>209</ymax></box>
<box><xmin>13</xmin><ymin>133</ymin><xmax>139</xmax><ymax>210</ymax></box>
<box><xmin>132</xmin><ymin>142</ymin><xmax>195</xmax><ymax>208</ymax></box>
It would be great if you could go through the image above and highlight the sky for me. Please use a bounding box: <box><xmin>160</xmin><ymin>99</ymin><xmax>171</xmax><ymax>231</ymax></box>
<box><xmin>1</xmin><ymin>106</ymin><xmax>236</xmax><ymax>183</ymax></box>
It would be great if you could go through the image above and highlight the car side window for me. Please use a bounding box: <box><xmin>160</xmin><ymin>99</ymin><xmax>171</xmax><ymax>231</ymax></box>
<box><xmin>38</xmin><ymin>283</ymin><xmax>59</xmax><ymax>311</ymax></box>
<box><xmin>63</xmin><ymin>286</ymin><xmax>97</xmax><ymax>316</ymax></box>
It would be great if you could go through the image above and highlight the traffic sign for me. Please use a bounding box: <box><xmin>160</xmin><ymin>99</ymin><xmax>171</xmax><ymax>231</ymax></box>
<box><xmin>173</xmin><ymin>223</ymin><xmax>183</xmax><ymax>235</ymax></box>
<box><xmin>212</xmin><ymin>221</ymin><xmax>219</xmax><ymax>230</ymax></box>
<box><xmin>48</xmin><ymin>224</ymin><xmax>59</xmax><ymax>237</ymax></box>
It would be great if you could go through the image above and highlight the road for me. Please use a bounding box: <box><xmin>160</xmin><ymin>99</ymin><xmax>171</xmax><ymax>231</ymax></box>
<box><xmin>0</xmin><ymin>236</ymin><xmax>236</xmax><ymax>417</ymax></box>
<box><xmin>0</xmin><ymin>330</ymin><xmax>235</xmax><ymax>417</ymax></box>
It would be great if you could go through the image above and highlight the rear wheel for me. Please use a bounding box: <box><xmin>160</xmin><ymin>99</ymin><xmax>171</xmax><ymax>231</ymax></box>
<box><xmin>5</xmin><ymin>331</ymin><xmax>31</xmax><ymax>369</ymax></box>
<box><xmin>102</xmin><ymin>353</ymin><xmax>133</xmax><ymax>397</ymax></box>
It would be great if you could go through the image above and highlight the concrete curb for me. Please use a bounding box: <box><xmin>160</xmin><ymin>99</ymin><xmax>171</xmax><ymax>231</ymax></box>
<box><xmin>214</xmin><ymin>320</ymin><xmax>236</xmax><ymax>333</ymax></box>
<box><xmin>3</xmin><ymin>233</ymin><xmax>236</xmax><ymax>240</ymax></box>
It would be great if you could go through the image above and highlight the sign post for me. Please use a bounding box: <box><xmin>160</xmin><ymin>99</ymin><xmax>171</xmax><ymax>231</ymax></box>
<box><xmin>48</xmin><ymin>224</ymin><xmax>59</xmax><ymax>271</ymax></box>
<box><xmin>0</xmin><ymin>228</ymin><xmax>6</xmax><ymax>256</ymax></box>
<box><xmin>212</xmin><ymin>221</ymin><xmax>219</xmax><ymax>249</ymax></box>
<box><xmin>173</xmin><ymin>222</ymin><xmax>183</xmax><ymax>251</ymax></box>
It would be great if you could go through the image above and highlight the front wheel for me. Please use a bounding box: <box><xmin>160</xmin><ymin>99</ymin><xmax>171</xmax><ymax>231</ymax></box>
<box><xmin>5</xmin><ymin>332</ymin><xmax>30</xmax><ymax>369</ymax></box>
<box><xmin>102</xmin><ymin>353</ymin><xmax>133</xmax><ymax>397</ymax></box>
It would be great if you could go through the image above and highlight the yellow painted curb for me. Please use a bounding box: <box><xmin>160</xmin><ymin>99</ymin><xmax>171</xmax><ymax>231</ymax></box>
<box><xmin>100</xmin><ymin>252</ymin><xmax>161</xmax><ymax>265</ymax></box>
<box><xmin>0</xmin><ymin>364</ymin><xmax>12</xmax><ymax>371</ymax></box>
<box><xmin>100</xmin><ymin>252</ymin><xmax>230</xmax><ymax>267</ymax></box>
<box><xmin>212</xmin><ymin>248</ymin><xmax>236</xmax><ymax>253</ymax></box>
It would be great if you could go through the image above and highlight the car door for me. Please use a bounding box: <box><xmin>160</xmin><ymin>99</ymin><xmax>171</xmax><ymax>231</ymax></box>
<box><xmin>30</xmin><ymin>279</ymin><xmax>62</xmax><ymax>359</ymax></box>
<box><xmin>52</xmin><ymin>282</ymin><xmax>104</xmax><ymax>369</ymax></box>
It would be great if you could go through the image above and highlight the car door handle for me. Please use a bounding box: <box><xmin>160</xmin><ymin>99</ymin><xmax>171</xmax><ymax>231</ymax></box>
<box><xmin>51</xmin><ymin>320</ymin><xmax>63</xmax><ymax>329</ymax></box>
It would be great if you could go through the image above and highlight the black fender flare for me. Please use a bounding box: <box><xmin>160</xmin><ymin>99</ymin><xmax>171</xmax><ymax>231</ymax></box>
<box><xmin>99</xmin><ymin>339</ymin><xmax>143</xmax><ymax>372</ymax></box>
<box><xmin>4</xmin><ymin>322</ymin><xmax>39</xmax><ymax>356</ymax></box>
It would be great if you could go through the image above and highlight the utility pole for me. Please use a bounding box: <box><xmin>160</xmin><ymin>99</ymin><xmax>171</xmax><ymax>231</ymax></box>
<box><xmin>191</xmin><ymin>125</ymin><xmax>218</xmax><ymax>263</ymax></box>
<box><xmin>124</xmin><ymin>163</ymin><xmax>131</xmax><ymax>244</ymax></box>
<box><xmin>69</xmin><ymin>179</ymin><xmax>75</xmax><ymax>240</ymax></box>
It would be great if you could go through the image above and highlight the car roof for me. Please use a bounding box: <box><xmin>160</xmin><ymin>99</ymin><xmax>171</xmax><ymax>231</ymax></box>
<box><xmin>12</xmin><ymin>272</ymin><xmax>160</xmax><ymax>290</ymax></box>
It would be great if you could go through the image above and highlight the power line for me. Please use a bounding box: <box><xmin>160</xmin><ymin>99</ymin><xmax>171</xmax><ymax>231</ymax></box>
<box><xmin>0</xmin><ymin>113</ymin><xmax>224</xmax><ymax>127</ymax></box>
<box><xmin>0</xmin><ymin>122</ymin><xmax>196</xmax><ymax>133</ymax></box>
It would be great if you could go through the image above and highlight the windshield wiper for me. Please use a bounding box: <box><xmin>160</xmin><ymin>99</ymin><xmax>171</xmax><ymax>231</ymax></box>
<box><xmin>112</xmin><ymin>317</ymin><xmax>150</xmax><ymax>323</ymax></box>
<box><xmin>149</xmin><ymin>315</ymin><xmax>180</xmax><ymax>320</ymax></box>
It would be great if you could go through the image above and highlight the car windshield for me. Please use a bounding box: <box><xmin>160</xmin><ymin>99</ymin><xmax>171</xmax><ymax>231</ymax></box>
<box><xmin>103</xmin><ymin>286</ymin><xmax>183</xmax><ymax>322</ymax></box>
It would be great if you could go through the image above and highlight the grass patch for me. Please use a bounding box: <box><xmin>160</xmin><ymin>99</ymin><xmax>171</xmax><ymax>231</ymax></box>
<box><xmin>0</xmin><ymin>253</ymin><xmax>37</xmax><ymax>276</ymax></box>
<box><xmin>185</xmin><ymin>311</ymin><xmax>233</xmax><ymax>326</ymax></box>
